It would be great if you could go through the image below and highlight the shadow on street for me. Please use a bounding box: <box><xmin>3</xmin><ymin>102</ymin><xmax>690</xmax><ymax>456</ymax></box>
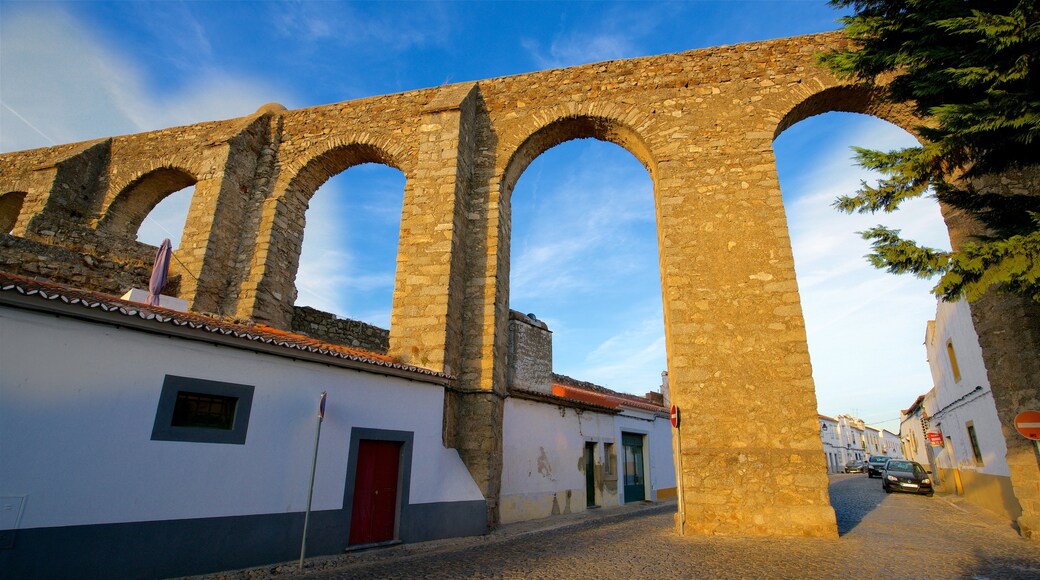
<box><xmin>829</xmin><ymin>474</ymin><xmax>885</xmax><ymax>536</ymax></box>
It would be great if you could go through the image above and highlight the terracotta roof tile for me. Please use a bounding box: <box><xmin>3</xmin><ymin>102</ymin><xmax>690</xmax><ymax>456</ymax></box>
<box><xmin>0</xmin><ymin>271</ymin><xmax>450</xmax><ymax>381</ymax></box>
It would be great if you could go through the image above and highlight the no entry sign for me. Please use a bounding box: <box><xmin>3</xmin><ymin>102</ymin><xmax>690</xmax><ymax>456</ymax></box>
<box><xmin>1015</xmin><ymin>411</ymin><xmax>1040</xmax><ymax>440</ymax></box>
<box><xmin>670</xmin><ymin>405</ymin><xmax>680</xmax><ymax>429</ymax></box>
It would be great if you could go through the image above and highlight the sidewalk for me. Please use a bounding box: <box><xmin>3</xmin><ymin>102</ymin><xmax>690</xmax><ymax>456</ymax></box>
<box><xmin>191</xmin><ymin>500</ymin><xmax>676</xmax><ymax>579</ymax></box>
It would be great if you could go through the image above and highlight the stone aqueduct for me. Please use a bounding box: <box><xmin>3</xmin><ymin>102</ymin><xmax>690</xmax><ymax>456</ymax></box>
<box><xmin>2</xmin><ymin>32</ymin><xmax>1038</xmax><ymax>539</ymax></box>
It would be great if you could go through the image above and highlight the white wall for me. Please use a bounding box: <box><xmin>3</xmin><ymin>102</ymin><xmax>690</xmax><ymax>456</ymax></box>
<box><xmin>500</xmin><ymin>398</ymin><xmax>617</xmax><ymax>522</ymax></box>
<box><xmin>925</xmin><ymin>300</ymin><xmax>1009</xmax><ymax>477</ymax></box>
<box><xmin>616</xmin><ymin>410</ymin><xmax>675</xmax><ymax>502</ymax></box>
<box><xmin>0</xmin><ymin>307</ymin><xmax>483</xmax><ymax>529</ymax></box>
<box><xmin>501</xmin><ymin>398</ymin><xmax>675</xmax><ymax>524</ymax></box>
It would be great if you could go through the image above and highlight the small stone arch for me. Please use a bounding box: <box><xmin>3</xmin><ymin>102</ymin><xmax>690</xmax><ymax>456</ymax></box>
<box><xmin>97</xmin><ymin>167</ymin><xmax>197</xmax><ymax>239</ymax></box>
<box><xmin>279</xmin><ymin>140</ymin><xmax>408</xmax><ymax>208</ymax></box>
<box><xmin>243</xmin><ymin>140</ymin><xmax>409</xmax><ymax>328</ymax></box>
<box><xmin>773</xmin><ymin>84</ymin><xmax>923</xmax><ymax>142</ymax></box>
<box><xmin>0</xmin><ymin>191</ymin><xmax>28</xmax><ymax>234</ymax></box>
<box><xmin>501</xmin><ymin>114</ymin><xmax>658</xmax><ymax>202</ymax></box>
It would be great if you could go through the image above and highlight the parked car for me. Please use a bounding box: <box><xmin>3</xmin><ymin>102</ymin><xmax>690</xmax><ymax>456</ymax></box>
<box><xmin>882</xmin><ymin>459</ymin><xmax>933</xmax><ymax>496</ymax></box>
<box><xmin>844</xmin><ymin>460</ymin><xmax>865</xmax><ymax>473</ymax></box>
<box><xmin>866</xmin><ymin>455</ymin><xmax>891</xmax><ymax>478</ymax></box>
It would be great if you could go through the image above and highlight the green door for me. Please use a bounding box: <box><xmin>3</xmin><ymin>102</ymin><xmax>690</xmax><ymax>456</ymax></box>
<box><xmin>622</xmin><ymin>432</ymin><xmax>645</xmax><ymax>503</ymax></box>
<box><xmin>585</xmin><ymin>442</ymin><xmax>597</xmax><ymax>507</ymax></box>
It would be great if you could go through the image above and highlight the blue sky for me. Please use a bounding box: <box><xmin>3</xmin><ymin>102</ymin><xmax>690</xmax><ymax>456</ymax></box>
<box><xmin>0</xmin><ymin>1</ymin><xmax>951</xmax><ymax>432</ymax></box>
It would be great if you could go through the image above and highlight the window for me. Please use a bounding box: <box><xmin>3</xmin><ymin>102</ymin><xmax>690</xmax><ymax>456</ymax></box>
<box><xmin>603</xmin><ymin>442</ymin><xmax>615</xmax><ymax>475</ymax></box>
<box><xmin>946</xmin><ymin>339</ymin><xmax>962</xmax><ymax>382</ymax></box>
<box><xmin>151</xmin><ymin>375</ymin><xmax>254</xmax><ymax>444</ymax></box>
<box><xmin>967</xmin><ymin>422</ymin><xmax>984</xmax><ymax>465</ymax></box>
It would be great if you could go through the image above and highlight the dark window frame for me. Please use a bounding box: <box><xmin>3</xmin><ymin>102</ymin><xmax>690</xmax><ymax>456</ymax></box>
<box><xmin>151</xmin><ymin>375</ymin><xmax>254</xmax><ymax>444</ymax></box>
<box><xmin>966</xmin><ymin>421</ymin><xmax>985</xmax><ymax>465</ymax></box>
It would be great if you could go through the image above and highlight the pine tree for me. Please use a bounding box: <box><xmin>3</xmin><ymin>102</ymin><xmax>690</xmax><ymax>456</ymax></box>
<box><xmin>819</xmin><ymin>0</ymin><xmax>1040</xmax><ymax>301</ymax></box>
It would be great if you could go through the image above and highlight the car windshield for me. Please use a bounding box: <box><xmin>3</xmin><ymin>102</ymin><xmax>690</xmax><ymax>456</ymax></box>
<box><xmin>870</xmin><ymin>457</ymin><xmax>888</xmax><ymax>463</ymax></box>
<box><xmin>887</xmin><ymin>460</ymin><xmax>913</xmax><ymax>471</ymax></box>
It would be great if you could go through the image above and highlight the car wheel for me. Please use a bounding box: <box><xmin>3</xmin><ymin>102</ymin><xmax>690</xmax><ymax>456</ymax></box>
<box><xmin>926</xmin><ymin>491</ymin><xmax>934</xmax><ymax>497</ymax></box>
<box><xmin>883</xmin><ymin>484</ymin><xmax>892</xmax><ymax>493</ymax></box>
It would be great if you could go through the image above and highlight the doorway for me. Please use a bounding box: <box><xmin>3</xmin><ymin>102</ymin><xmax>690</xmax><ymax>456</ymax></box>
<box><xmin>622</xmin><ymin>432</ymin><xmax>645</xmax><ymax>503</ymax></box>
<box><xmin>349</xmin><ymin>439</ymin><xmax>402</xmax><ymax>545</ymax></box>
<box><xmin>585</xmin><ymin>442</ymin><xmax>597</xmax><ymax>507</ymax></box>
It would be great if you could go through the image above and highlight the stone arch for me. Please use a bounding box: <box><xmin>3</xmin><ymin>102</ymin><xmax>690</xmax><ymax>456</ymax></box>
<box><xmin>773</xmin><ymin>84</ymin><xmax>922</xmax><ymax>141</ymax></box>
<box><xmin>243</xmin><ymin>140</ymin><xmax>408</xmax><ymax>328</ymax></box>
<box><xmin>97</xmin><ymin>167</ymin><xmax>197</xmax><ymax>239</ymax></box>
<box><xmin>501</xmin><ymin>114</ymin><xmax>658</xmax><ymax>201</ymax></box>
<box><xmin>0</xmin><ymin>191</ymin><xmax>27</xmax><ymax>234</ymax></box>
<box><xmin>279</xmin><ymin>141</ymin><xmax>405</xmax><ymax>209</ymax></box>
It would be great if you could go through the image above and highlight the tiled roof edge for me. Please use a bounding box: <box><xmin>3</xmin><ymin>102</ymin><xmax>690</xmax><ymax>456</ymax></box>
<box><xmin>0</xmin><ymin>274</ymin><xmax>452</xmax><ymax>382</ymax></box>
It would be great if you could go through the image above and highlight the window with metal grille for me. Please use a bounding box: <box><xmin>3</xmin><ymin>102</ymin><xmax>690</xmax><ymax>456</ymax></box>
<box><xmin>152</xmin><ymin>375</ymin><xmax>254</xmax><ymax>444</ymax></box>
<box><xmin>171</xmin><ymin>391</ymin><xmax>237</xmax><ymax>430</ymax></box>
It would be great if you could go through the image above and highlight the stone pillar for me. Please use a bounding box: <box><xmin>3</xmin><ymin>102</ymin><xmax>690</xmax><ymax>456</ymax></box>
<box><xmin>387</xmin><ymin>84</ymin><xmax>504</xmax><ymax>526</ymax></box>
<box><xmin>21</xmin><ymin>139</ymin><xmax>111</xmax><ymax>240</ymax></box>
<box><xmin>388</xmin><ymin>83</ymin><xmax>478</xmax><ymax>374</ymax></box>
<box><xmin>180</xmin><ymin>115</ymin><xmax>271</xmax><ymax>315</ymax></box>
<box><xmin>658</xmin><ymin>149</ymin><xmax>838</xmax><ymax>537</ymax></box>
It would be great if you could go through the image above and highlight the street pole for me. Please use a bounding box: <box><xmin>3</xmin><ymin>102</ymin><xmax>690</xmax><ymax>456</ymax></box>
<box><xmin>299</xmin><ymin>391</ymin><xmax>327</xmax><ymax>572</ymax></box>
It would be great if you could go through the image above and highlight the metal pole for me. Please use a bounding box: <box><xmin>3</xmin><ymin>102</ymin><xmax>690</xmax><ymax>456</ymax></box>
<box><xmin>299</xmin><ymin>392</ymin><xmax>326</xmax><ymax>572</ymax></box>
<box><xmin>675</xmin><ymin>426</ymin><xmax>686</xmax><ymax>535</ymax></box>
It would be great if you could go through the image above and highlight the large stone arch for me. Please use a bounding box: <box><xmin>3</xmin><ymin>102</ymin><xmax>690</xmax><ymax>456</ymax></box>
<box><xmin>240</xmin><ymin>140</ymin><xmax>409</xmax><ymax>328</ymax></box>
<box><xmin>501</xmin><ymin>113</ymin><xmax>659</xmax><ymax>200</ymax></box>
<box><xmin>97</xmin><ymin>166</ymin><xmax>197</xmax><ymax>240</ymax></box>
<box><xmin>771</xmin><ymin>82</ymin><xmax>1040</xmax><ymax>540</ymax></box>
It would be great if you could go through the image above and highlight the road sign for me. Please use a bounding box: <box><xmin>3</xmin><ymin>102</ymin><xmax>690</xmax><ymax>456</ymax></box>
<box><xmin>927</xmin><ymin>431</ymin><xmax>944</xmax><ymax>446</ymax></box>
<box><xmin>1015</xmin><ymin>410</ymin><xmax>1040</xmax><ymax>440</ymax></box>
<box><xmin>670</xmin><ymin>405</ymin><xmax>680</xmax><ymax>429</ymax></box>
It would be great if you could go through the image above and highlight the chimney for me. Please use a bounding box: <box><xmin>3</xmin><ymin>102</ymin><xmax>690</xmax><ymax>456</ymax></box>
<box><xmin>507</xmin><ymin>310</ymin><xmax>553</xmax><ymax>395</ymax></box>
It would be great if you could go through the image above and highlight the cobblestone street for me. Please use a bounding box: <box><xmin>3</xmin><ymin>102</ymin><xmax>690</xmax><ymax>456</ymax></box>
<box><xmin>203</xmin><ymin>474</ymin><xmax>1040</xmax><ymax>579</ymax></box>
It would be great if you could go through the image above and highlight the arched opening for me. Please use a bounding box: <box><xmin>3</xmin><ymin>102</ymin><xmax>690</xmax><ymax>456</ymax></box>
<box><xmin>136</xmin><ymin>184</ymin><xmax>193</xmax><ymax>249</ymax></box>
<box><xmin>0</xmin><ymin>191</ymin><xmax>27</xmax><ymax>234</ymax></box>
<box><xmin>100</xmin><ymin>167</ymin><xmax>197</xmax><ymax>247</ymax></box>
<box><xmin>286</xmin><ymin>143</ymin><xmax>405</xmax><ymax>351</ymax></box>
<box><xmin>772</xmin><ymin>110</ymin><xmax>951</xmax><ymax>435</ymax></box>
<box><xmin>296</xmin><ymin>164</ymin><xmax>404</xmax><ymax>328</ymax></box>
<box><xmin>507</xmin><ymin>117</ymin><xmax>663</xmax><ymax>396</ymax></box>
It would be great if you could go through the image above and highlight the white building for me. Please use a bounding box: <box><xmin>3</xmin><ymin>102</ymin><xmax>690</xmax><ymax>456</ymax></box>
<box><xmin>818</xmin><ymin>415</ymin><xmax>843</xmax><ymax>473</ymax></box>
<box><xmin>900</xmin><ymin>300</ymin><xmax>1021</xmax><ymax>522</ymax></box>
<box><xmin>836</xmin><ymin>415</ymin><xmax>867</xmax><ymax>469</ymax></box>
<box><xmin>0</xmin><ymin>274</ymin><xmax>674</xmax><ymax>578</ymax></box>
<box><xmin>880</xmin><ymin>430</ymin><xmax>904</xmax><ymax>459</ymax></box>
<box><xmin>500</xmin><ymin>312</ymin><xmax>675</xmax><ymax>523</ymax></box>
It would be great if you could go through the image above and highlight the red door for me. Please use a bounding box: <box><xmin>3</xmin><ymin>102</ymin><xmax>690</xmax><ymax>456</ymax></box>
<box><xmin>349</xmin><ymin>440</ymin><xmax>401</xmax><ymax>545</ymax></box>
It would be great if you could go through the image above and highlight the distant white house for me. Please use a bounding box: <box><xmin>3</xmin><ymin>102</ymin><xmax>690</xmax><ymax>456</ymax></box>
<box><xmin>819</xmin><ymin>414</ymin><xmax>900</xmax><ymax>473</ymax></box>
<box><xmin>900</xmin><ymin>300</ymin><xmax>1021</xmax><ymax>523</ymax></box>
<box><xmin>818</xmin><ymin>415</ymin><xmax>843</xmax><ymax>473</ymax></box>
<box><xmin>837</xmin><ymin>415</ymin><xmax>867</xmax><ymax>468</ymax></box>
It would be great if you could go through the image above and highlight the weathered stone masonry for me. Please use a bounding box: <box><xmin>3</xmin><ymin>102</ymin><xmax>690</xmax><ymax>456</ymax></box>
<box><xmin>3</xmin><ymin>31</ymin><xmax>1038</xmax><ymax>539</ymax></box>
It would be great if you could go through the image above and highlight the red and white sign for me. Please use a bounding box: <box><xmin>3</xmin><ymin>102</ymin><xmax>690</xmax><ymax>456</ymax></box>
<box><xmin>926</xmin><ymin>431</ymin><xmax>944</xmax><ymax>446</ymax></box>
<box><xmin>1015</xmin><ymin>410</ymin><xmax>1040</xmax><ymax>440</ymax></box>
<box><xmin>670</xmin><ymin>405</ymin><xmax>680</xmax><ymax>429</ymax></box>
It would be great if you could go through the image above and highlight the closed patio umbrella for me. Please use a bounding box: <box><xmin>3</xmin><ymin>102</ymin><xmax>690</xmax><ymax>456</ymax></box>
<box><xmin>146</xmin><ymin>238</ymin><xmax>172</xmax><ymax>307</ymax></box>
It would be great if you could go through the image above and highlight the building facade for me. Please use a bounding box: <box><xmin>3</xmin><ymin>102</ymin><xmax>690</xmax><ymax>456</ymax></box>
<box><xmin>0</xmin><ymin>275</ymin><xmax>673</xmax><ymax>577</ymax></box>
<box><xmin>900</xmin><ymin>300</ymin><xmax>1022</xmax><ymax>523</ymax></box>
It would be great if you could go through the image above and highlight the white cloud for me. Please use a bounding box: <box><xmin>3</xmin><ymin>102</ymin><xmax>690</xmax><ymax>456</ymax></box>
<box><xmin>1</xmin><ymin>5</ymin><xmax>293</xmax><ymax>154</ymax></box>
<box><xmin>522</xmin><ymin>32</ymin><xmax>639</xmax><ymax>69</ymax></box>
